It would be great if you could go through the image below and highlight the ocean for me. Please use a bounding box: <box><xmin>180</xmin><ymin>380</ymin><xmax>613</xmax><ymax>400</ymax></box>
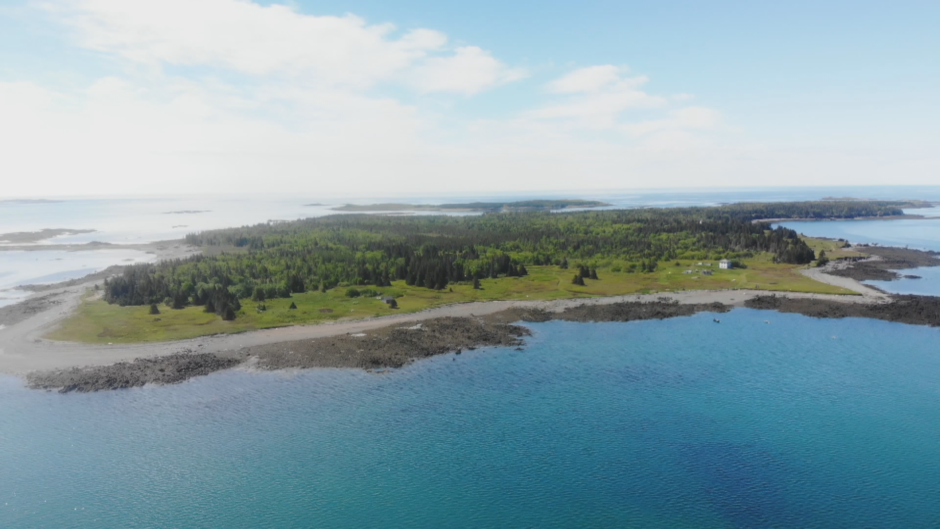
<box><xmin>3</xmin><ymin>311</ymin><xmax>940</xmax><ymax>528</ymax></box>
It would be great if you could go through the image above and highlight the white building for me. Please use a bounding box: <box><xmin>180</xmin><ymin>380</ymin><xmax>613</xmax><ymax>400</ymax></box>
<box><xmin>719</xmin><ymin>259</ymin><xmax>732</xmax><ymax>269</ymax></box>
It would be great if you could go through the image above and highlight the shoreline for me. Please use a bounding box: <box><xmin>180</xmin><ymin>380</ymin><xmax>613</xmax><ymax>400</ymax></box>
<box><xmin>2</xmin><ymin>242</ymin><xmax>938</xmax><ymax>391</ymax></box>
<box><xmin>21</xmin><ymin>292</ymin><xmax>940</xmax><ymax>392</ymax></box>
<box><xmin>0</xmin><ymin>286</ymin><xmax>866</xmax><ymax>375</ymax></box>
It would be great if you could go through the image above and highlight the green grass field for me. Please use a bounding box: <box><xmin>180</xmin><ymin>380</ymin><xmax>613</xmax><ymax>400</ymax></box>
<box><xmin>48</xmin><ymin>255</ymin><xmax>855</xmax><ymax>344</ymax></box>
<box><xmin>801</xmin><ymin>235</ymin><xmax>865</xmax><ymax>261</ymax></box>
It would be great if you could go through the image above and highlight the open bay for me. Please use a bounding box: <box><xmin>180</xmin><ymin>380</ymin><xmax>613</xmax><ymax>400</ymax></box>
<box><xmin>3</xmin><ymin>310</ymin><xmax>940</xmax><ymax>528</ymax></box>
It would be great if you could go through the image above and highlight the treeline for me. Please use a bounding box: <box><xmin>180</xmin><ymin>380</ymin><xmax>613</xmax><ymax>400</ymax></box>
<box><xmin>102</xmin><ymin>201</ymin><xmax>888</xmax><ymax>315</ymax></box>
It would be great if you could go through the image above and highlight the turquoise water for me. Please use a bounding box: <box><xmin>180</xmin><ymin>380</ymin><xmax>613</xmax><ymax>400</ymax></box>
<box><xmin>4</xmin><ymin>309</ymin><xmax>940</xmax><ymax>528</ymax></box>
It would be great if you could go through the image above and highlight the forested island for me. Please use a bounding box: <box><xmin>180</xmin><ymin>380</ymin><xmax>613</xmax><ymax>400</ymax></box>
<box><xmin>94</xmin><ymin>201</ymin><xmax>912</xmax><ymax>323</ymax></box>
<box><xmin>330</xmin><ymin>199</ymin><xmax>610</xmax><ymax>212</ymax></box>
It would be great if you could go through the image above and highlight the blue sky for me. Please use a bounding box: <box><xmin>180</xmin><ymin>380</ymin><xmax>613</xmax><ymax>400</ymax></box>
<box><xmin>1</xmin><ymin>0</ymin><xmax>938</xmax><ymax>197</ymax></box>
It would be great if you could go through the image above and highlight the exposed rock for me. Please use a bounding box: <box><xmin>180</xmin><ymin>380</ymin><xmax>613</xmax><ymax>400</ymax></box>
<box><xmin>248</xmin><ymin>316</ymin><xmax>530</xmax><ymax>371</ymax></box>
<box><xmin>745</xmin><ymin>294</ymin><xmax>940</xmax><ymax>327</ymax></box>
<box><xmin>827</xmin><ymin>247</ymin><xmax>940</xmax><ymax>282</ymax></box>
<box><xmin>27</xmin><ymin>352</ymin><xmax>242</xmax><ymax>393</ymax></box>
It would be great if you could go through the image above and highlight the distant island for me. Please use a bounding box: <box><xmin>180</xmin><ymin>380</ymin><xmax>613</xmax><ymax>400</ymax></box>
<box><xmin>163</xmin><ymin>210</ymin><xmax>211</xmax><ymax>215</ymax></box>
<box><xmin>303</xmin><ymin>203</ymin><xmax>326</xmax><ymax>207</ymax></box>
<box><xmin>820</xmin><ymin>197</ymin><xmax>937</xmax><ymax>207</ymax></box>
<box><xmin>0</xmin><ymin>228</ymin><xmax>96</xmax><ymax>244</ymax></box>
<box><xmin>332</xmin><ymin>199</ymin><xmax>611</xmax><ymax>213</ymax></box>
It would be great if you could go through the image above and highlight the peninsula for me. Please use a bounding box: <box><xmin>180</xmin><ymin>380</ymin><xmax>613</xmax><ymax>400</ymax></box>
<box><xmin>3</xmin><ymin>199</ymin><xmax>940</xmax><ymax>391</ymax></box>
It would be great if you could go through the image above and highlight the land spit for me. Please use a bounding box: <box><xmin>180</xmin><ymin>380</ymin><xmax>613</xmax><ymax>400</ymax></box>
<box><xmin>23</xmin><ymin>294</ymin><xmax>940</xmax><ymax>393</ymax></box>
<box><xmin>5</xmin><ymin>245</ymin><xmax>940</xmax><ymax>392</ymax></box>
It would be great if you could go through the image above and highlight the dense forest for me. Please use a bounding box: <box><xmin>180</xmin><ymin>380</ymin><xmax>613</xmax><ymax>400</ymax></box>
<box><xmin>103</xmin><ymin>201</ymin><xmax>909</xmax><ymax>318</ymax></box>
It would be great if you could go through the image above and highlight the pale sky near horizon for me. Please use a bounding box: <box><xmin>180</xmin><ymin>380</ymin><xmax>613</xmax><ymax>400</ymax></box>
<box><xmin>1</xmin><ymin>0</ymin><xmax>938</xmax><ymax>197</ymax></box>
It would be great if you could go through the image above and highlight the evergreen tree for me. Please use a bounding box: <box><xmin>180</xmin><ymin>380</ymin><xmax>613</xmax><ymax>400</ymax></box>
<box><xmin>289</xmin><ymin>301</ymin><xmax>297</xmax><ymax>310</ymax></box>
<box><xmin>149</xmin><ymin>303</ymin><xmax>160</xmax><ymax>315</ymax></box>
<box><xmin>589</xmin><ymin>267</ymin><xmax>598</xmax><ymax>280</ymax></box>
<box><xmin>473</xmin><ymin>277</ymin><xmax>481</xmax><ymax>290</ymax></box>
<box><xmin>252</xmin><ymin>287</ymin><xmax>266</xmax><ymax>302</ymax></box>
<box><xmin>572</xmin><ymin>274</ymin><xmax>585</xmax><ymax>286</ymax></box>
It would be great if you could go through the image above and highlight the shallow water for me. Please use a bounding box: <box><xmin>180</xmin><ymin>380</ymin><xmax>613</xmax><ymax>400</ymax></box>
<box><xmin>865</xmin><ymin>265</ymin><xmax>940</xmax><ymax>296</ymax></box>
<box><xmin>778</xmin><ymin>218</ymin><xmax>940</xmax><ymax>252</ymax></box>
<box><xmin>0</xmin><ymin>249</ymin><xmax>151</xmax><ymax>308</ymax></box>
<box><xmin>777</xmin><ymin>215</ymin><xmax>940</xmax><ymax>295</ymax></box>
<box><xmin>3</xmin><ymin>309</ymin><xmax>940</xmax><ymax>528</ymax></box>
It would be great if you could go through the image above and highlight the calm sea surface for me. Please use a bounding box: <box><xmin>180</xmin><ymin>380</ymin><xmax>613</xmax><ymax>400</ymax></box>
<box><xmin>3</xmin><ymin>310</ymin><xmax>940</xmax><ymax>528</ymax></box>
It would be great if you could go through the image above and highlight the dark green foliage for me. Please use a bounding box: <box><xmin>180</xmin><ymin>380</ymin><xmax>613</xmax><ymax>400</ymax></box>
<box><xmin>817</xmin><ymin>250</ymin><xmax>829</xmax><ymax>267</ymax></box>
<box><xmin>148</xmin><ymin>304</ymin><xmax>160</xmax><ymax>315</ymax></box>
<box><xmin>572</xmin><ymin>274</ymin><xmax>585</xmax><ymax>286</ymax></box>
<box><xmin>345</xmin><ymin>288</ymin><xmax>361</xmax><ymax>298</ymax></box>
<box><xmin>389</xmin><ymin>299</ymin><xmax>398</xmax><ymax>309</ymax></box>
<box><xmin>252</xmin><ymin>287</ymin><xmax>266</xmax><ymax>302</ymax></box>
<box><xmin>102</xmin><ymin>202</ymin><xmax>889</xmax><ymax>317</ymax></box>
<box><xmin>289</xmin><ymin>301</ymin><xmax>297</xmax><ymax>310</ymax></box>
<box><xmin>473</xmin><ymin>277</ymin><xmax>481</xmax><ymax>290</ymax></box>
<box><xmin>223</xmin><ymin>306</ymin><xmax>236</xmax><ymax>321</ymax></box>
<box><xmin>590</xmin><ymin>268</ymin><xmax>598</xmax><ymax>280</ymax></box>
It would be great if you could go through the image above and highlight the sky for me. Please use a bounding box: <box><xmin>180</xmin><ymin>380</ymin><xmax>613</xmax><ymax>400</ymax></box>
<box><xmin>1</xmin><ymin>0</ymin><xmax>938</xmax><ymax>197</ymax></box>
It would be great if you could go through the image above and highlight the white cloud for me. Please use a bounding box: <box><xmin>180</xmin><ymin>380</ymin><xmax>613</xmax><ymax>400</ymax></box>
<box><xmin>530</xmin><ymin>69</ymin><xmax>668</xmax><ymax>128</ymax></box>
<box><xmin>40</xmin><ymin>0</ymin><xmax>520</xmax><ymax>94</ymax></box>
<box><xmin>547</xmin><ymin>65</ymin><xmax>622</xmax><ymax>93</ymax></box>
<box><xmin>408</xmin><ymin>46</ymin><xmax>526</xmax><ymax>95</ymax></box>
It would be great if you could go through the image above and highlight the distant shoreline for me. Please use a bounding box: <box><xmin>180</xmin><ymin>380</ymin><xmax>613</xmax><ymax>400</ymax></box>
<box><xmin>756</xmin><ymin>214</ymin><xmax>935</xmax><ymax>223</ymax></box>
<box><xmin>330</xmin><ymin>199</ymin><xmax>611</xmax><ymax>213</ymax></box>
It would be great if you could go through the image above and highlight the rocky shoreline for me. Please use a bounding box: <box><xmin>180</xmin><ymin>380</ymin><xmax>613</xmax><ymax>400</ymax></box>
<box><xmin>745</xmin><ymin>294</ymin><xmax>940</xmax><ymax>326</ymax></box>
<box><xmin>32</xmin><ymin>294</ymin><xmax>940</xmax><ymax>394</ymax></box>
<box><xmin>826</xmin><ymin>246</ymin><xmax>940</xmax><ymax>282</ymax></box>
<box><xmin>14</xmin><ymin>245</ymin><xmax>940</xmax><ymax>393</ymax></box>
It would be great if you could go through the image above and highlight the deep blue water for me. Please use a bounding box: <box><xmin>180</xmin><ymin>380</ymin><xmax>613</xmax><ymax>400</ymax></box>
<box><xmin>4</xmin><ymin>310</ymin><xmax>940</xmax><ymax>528</ymax></box>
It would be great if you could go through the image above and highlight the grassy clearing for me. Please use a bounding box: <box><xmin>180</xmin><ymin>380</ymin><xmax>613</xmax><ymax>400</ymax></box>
<box><xmin>801</xmin><ymin>235</ymin><xmax>865</xmax><ymax>260</ymax></box>
<box><xmin>48</xmin><ymin>259</ymin><xmax>855</xmax><ymax>344</ymax></box>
